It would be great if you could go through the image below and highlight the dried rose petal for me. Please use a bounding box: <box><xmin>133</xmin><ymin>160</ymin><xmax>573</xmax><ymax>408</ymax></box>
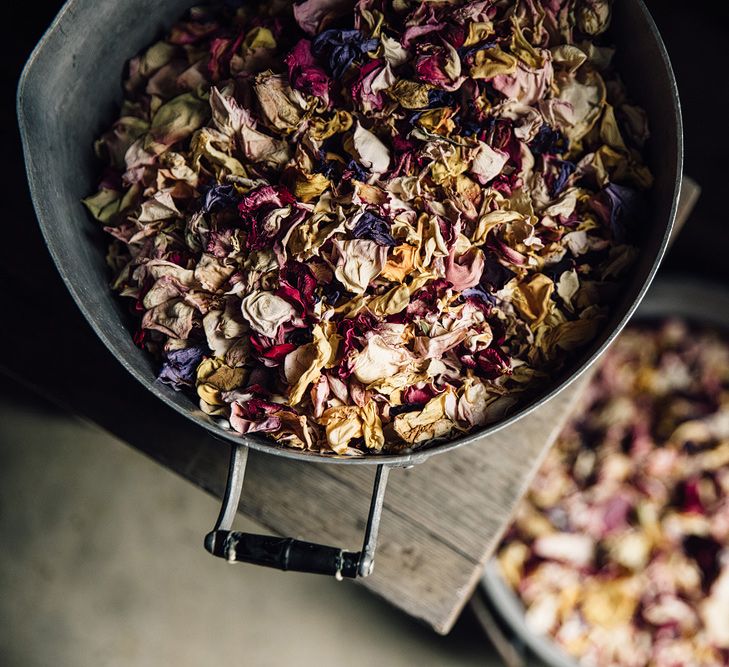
<box><xmin>86</xmin><ymin>0</ymin><xmax>651</xmax><ymax>457</ymax></box>
<box><xmin>498</xmin><ymin>321</ymin><xmax>729</xmax><ymax>665</ymax></box>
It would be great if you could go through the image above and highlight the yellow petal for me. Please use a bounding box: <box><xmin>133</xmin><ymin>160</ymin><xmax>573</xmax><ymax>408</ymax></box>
<box><xmin>388</xmin><ymin>80</ymin><xmax>432</xmax><ymax>109</ymax></box>
<box><xmin>197</xmin><ymin>383</ymin><xmax>224</xmax><ymax>406</ymax></box>
<box><xmin>290</xmin><ymin>171</ymin><xmax>330</xmax><ymax>203</ymax></box>
<box><xmin>380</xmin><ymin>244</ymin><xmax>417</xmax><ymax>283</ymax></box>
<box><xmin>470</xmin><ymin>46</ymin><xmax>518</xmax><ymax>80</ymax></box>
<box><xmin>243</xmin><ymin>26</ymin><xmax>276</xmax><ymax>50</ymax></box>
<box><xmin>318</xmin><ymin>406</ymin><xmax>363</xmax><ymax>454</ymax></box>
<box><xmin>286</xmin><ymin>324</ymin><xmax>334</xmax><ymax>406</ymax></box>
<box><xmin>82</xmin><ymin>188</ymin><xmax>122</xmax><ymax>223</ymax></box>
<box><xmin>417</xmin><ymin>107</ymin><xmax>456</xmax><ymax>135</ymax></box>
<box><xmin>464</xmin><ymin>21</ymin><xmax>494</xmax><ymax>47</ymax></box>
<box><xmin>361</xmin><ymin>402</ymin><xmax>385</xmax><ymax>451</ymax></box>
<box><xmin>513</xmin><ymin>273</ymin><xmax>555</xmax><ymax>327</ymax></box>
<box><xmin>393</xmin><ymin>389</ymin><xmax>457</xmax><ymax>444</ymax></box>
<box><xmin>367</xmin><ymin>284</ymin><xmax>411</xmax><ymax>317</ymax></box>
<box><xmin>308</xmin><ymin>110</ymin><xmax>353</xmax><ymax>141</ymax></box>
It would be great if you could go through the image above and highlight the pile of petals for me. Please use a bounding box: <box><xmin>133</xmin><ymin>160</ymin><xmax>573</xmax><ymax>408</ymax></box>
<box><xmin>84</xmin><ymin>0</ymin><xmax>652</xmax><ymax>455</ymax></box>
<box><xmin>497</xmin><ymin>320</ymin><xmax>729</xmax><ymax>666</ymax></box>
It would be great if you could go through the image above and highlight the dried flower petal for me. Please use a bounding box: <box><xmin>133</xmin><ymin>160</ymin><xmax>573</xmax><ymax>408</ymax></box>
<box><xmin>88</xmin><ymin>0</ymin><xmax>651</xmax><ymax>456</ymax></box>
<box><xmin>498</xmin><ymin>321</ymin><xmax>729</xmax><ymax>665</ymax></box>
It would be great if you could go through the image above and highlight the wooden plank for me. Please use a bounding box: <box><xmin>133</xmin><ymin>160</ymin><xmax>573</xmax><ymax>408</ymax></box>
<box><xmin>238</xmin><ymin>453</ymin><xmax>481</xmax><ymax>627</ymax></box>
<box><xmin>230</xmin><ymin>376</ymin><xmax>589</xmax><ymax>633</ymax></box>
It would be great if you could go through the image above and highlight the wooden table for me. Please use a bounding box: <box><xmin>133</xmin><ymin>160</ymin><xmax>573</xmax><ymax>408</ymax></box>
<box><xmin>0</xmin><ymin>178</ymin><xmax>698</xmax><ymax>635</ymax></box>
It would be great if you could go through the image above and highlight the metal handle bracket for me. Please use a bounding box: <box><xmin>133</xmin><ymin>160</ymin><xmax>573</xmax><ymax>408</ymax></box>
<box><xmin>204</xmin><ymin>444</ymin><xmax>391</xmax><ymax>578</ymax></box>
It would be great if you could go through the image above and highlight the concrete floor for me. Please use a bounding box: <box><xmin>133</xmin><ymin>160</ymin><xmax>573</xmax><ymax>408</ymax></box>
<box><xmin>0</xmin><ymin>392</ymin><xmax>503</xmax><ymax>666</ymax></box>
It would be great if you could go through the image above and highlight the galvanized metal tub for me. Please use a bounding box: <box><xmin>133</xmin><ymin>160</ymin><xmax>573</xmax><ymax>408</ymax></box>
<box><xmin>18</xmin><ymin>0</ymin><xmax>682</xmax><ymax>577</ymax></box>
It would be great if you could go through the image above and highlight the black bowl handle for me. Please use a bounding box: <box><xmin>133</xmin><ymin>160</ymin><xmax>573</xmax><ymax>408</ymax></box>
<box><xmin>204</xmin><ymin>444</ymin><xmax>391</xmax><ymax>578</ymax></box>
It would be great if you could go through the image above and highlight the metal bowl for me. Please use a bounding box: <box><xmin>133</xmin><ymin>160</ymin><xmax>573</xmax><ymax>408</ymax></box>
<box><xmin>17</xmin><ymin>0</ymin><xmax>683</xmax><ymax>468</ymax></box>
<box><xmin>480</xmin><ymin>275</ymin><xmax>729</xmax><ymax>666</ymax></box>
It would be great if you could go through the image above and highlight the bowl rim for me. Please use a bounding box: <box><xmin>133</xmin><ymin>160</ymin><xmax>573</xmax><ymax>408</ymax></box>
<box><xmin>16</xmin><ymin>0</ymin><xmax>683</xmax><ymax>466</ymax></box>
